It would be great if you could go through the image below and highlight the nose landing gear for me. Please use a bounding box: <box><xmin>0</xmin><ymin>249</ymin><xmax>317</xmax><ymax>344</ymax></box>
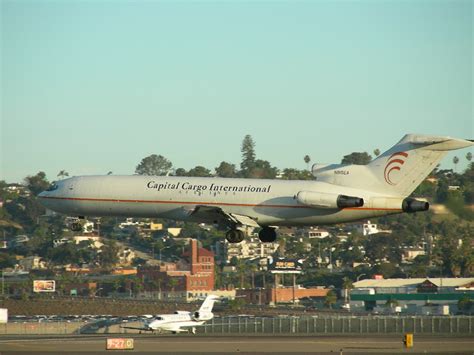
<box><xmin>66</xmin><ymin>216</ymin><xmax>85</xmax><ymax>232</ymax></box>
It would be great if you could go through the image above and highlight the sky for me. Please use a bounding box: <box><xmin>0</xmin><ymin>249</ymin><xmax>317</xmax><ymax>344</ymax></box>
<box><xmin>1</xmin><ymin>0</ymin><xmax>472</xmax><ymax>183</ymax></box>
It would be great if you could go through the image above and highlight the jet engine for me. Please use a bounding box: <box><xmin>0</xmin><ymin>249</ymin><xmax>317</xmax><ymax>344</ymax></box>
<box><xmin>402</xmin><ymin>198</ymin><xmax>429</xmax><ymax>213</ymax></box>
<box><xmin>296</xmin><ymin>191</ymin><xmax>364</xmax><ymax>209</ymax></box>
<box><xmin>192</xmin><ymin>311</ymin><xmax>213</xmax><ymax>321</ymax></box>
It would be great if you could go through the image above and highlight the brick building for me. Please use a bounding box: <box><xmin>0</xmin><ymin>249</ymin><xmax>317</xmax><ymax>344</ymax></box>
<box><xmin>182</xmin><ymin>239</ymin><xmax>215</xmax><ymax>292</ymax></box>
<box><xmin>237</xmin><ymin>287</ymin><xmax>329</xmax><ymax>305</ymax></box>
<box><xmin>138</xmin><ymin>239</ymin><xmax>215</xmax><ymax>300</ymax></box>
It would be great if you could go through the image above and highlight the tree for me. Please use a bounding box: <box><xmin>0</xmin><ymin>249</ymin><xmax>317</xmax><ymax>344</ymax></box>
<box><xmin>342</xmin><ymin>277</ymin><xmax>353</xmax><ymax>303</ymax></box>
<box><xmin>174</xmin><ymin>168</ymin><xmax>187</xmax><ymax>176</ymax></box>
<box><xmin>364</xmin><ymin>233</ymin><xmax>402</xmax><ymax>265</ymax></box>
<box><xmin>215</xmin><ymin>162</ymin><xmax>237</xmax><ymax>178</ymax></box>
<box><xmin>453</xmin><ymin>156</ymin><xmax>459</xmax><ymax>172</ymax></box>
<box><xmin>135</xmin><ymin>154</ymin><xmax>172</xmax><ymax>176</ymax></box>
<box><xmin>187</xmin><ymin>166</ymin><xmax>212</xmax><ymax>177</ymax></box>
<box><xmin>236</xmin><ymin>259</ymin><xmax>247</xmax><ymax>289</ymax></box>
<box><xmin>167</xmin><ymin>277</ymin><xmax>179</xmax><ymax>292</ymax></box>
<box><xmin>24</xmin><ymin>172</ymin><xmax>49</xmax><ymax>196</ymax></box>
<box><xmin>281</xmin><ymin>168</ymin><xmax>301</xmax><ymax>180</ymax></box>
<box><xmin>240</xmin><ymin>135</ymin><xmax>256</xmax><ymax>177</ymax></box>
<box><xmin>466</xmin><ymin>152</ymin><xmax>472</xmax><ymax>162</ymax></box>
<box><xmin>281</xmin><ymin>168</ymin><xmax>313</xmax><ymax>180</ymax></box>
<box><xmin>304</xmin><ymin>155</ymin><xmax>311</xmax><ymax>170</ymax></box>
<box><xmin>228</xmin><ymin>298</ymin><xmax>246</xmax><ymax>311</ymax></box>
<box><xmin>458</xmin><ymin>295</ymin><xmax>473</xmax><ymax>314</ymax></box>
<box><xmin>248</xmin><ymin>159</ymin><xmax>278</xmax><ymax>179</ymax></box>
<box><xmin>99</xmin><ymin>241</ymin><xmax>119</xmax><ymax>268</ymax></box>
<box><xmin>0</xmin><ymin>252</ymin><xmax>16</xmax><ymax>268</ymax></box>
<box><xmin>324</xmin><ymin>290</ymin><xmax>337</xmax><ymax>309</ymax></box>
<box><xmin>341</xmin><ymin>152</ymin><xmax>372</xmax><ymax>165</ymax></box>
<box><xmin>373</xmin><ymin>149</ymin><xmax>381</xmax><ymax>157</ymax></box>
<box><xmin>57</xmin><ymin>170</ymin><xmax>69</xmax><ymax>180</ymax></box>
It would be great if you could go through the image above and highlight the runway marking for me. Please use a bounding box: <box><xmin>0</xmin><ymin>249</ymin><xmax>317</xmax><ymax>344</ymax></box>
<box><xmin>4</xmin><ymin>338</ymin><xmax>472</xmax><ymax>345</ymax></box>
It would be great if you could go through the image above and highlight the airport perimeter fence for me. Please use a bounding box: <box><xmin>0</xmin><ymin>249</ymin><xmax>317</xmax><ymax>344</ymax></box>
<box><xmin>0</xmin><ymin>316</ymin><xmax>473</xmax><ymax>336</ymax></box>
<box><xmin>199</xmin><ymin>315</ymin><xmax>474</xmax><ymax>336</ymax></box>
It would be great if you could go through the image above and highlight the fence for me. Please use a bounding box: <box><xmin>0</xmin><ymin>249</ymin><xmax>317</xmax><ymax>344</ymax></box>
<box><xmin>200</xmin><ymin>316</ymin><xmax>474</xmax><ymax>335</ymax></box>
<box><xmin>0</xmin><ymin>316</ymin><xmax>472</xmax><ymax>335</ymax></box>
<box><xmin>0</xmin><ymin>321</ymin><xmax>86</xmax><ymax>335</ymax></box>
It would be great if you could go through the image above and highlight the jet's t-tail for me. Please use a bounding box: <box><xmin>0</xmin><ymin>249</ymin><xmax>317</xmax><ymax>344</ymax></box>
<box><xmin>312</xmin><ymin>134</ymin><xmax>473</xmax><ymax>197</ymax></box>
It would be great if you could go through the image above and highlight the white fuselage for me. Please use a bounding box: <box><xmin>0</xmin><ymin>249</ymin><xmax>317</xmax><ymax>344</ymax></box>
<box><xmin>145</xmin><ymin>312</ymin><xmax>205</xmax><ymax>332</ymax></box>
<box><xmin>38</xmin><ymin>175</ymin><xmax>403</xmax><ymax>226</ymax></box>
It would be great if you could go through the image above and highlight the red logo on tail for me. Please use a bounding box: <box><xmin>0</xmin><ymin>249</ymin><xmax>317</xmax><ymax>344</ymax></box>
<box><xmin>384</xmin><ymin>152</ymin><xmax>408</xmax><ymax>185</ymax></box>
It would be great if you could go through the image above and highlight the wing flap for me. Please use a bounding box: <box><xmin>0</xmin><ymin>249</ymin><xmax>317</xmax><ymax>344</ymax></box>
<box><xmin>188</xmin><ymin>205</ymin><xmax>260</xmax><ymax>228</ymax></box>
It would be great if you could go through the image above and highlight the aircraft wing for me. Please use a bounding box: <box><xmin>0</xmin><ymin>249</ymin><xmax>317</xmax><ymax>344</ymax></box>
<box><xmin>188</xmin><ymin>205</ymin><xmax>260</xmax><ymax>228</ymax></box>
<box><xmin>191</xmin><ymin>321</ymin><xmax>261</xmax><ymax>327</ymax></box>
<box><xmin>160</xmin><ymin>325</ymin><xmax>190</xmax><ymax>333</ymax></box>
<box><xmin>120</xmin><ymin>325</ymin><xmax>152</xmax><ymax>331</ymax></box>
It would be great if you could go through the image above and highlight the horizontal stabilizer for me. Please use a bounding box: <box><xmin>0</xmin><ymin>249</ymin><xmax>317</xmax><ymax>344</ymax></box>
<box><xmin>313</xmin><ymin>134</ymin><xmax>473</xmax><ymax>196</ymax></box>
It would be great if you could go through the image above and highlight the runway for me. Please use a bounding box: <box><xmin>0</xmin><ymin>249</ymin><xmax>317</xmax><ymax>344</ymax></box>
<box><xmin>0</xmin><ymin>335</ymin><xmax>473</xmax><ymax>354</ymax></box>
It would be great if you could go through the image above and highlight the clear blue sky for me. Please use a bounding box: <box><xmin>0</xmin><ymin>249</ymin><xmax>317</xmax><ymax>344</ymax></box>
<box><xmin>1</xmin><ymin>0</ymin><xmax>472</xmax><ymax>183</ymax></box>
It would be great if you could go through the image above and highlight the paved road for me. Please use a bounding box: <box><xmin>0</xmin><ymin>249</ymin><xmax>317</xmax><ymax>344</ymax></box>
<box><xmin>0</xmin><ymin>335</ymin><xmax>473</xmax><ymax>354</ymax></box>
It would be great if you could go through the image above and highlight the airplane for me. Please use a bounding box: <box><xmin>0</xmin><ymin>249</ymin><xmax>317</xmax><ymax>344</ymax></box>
<box><xmin>122</xmin><ymin>294</ymin><xmax>219</xmax><ymax>334</ymax></box>
<box><xmin>38</xmin><ymin>134</ymin><xmax>473</xmax><ymax>243</ymax></box>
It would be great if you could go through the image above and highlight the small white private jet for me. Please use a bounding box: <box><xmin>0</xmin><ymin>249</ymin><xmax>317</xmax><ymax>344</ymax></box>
<box><xmin>39</xmin><ymin>134</ymin><xmax>473</xmax><ymax>243</ymax></box>
<box><xmin>122</xmin><ymin>295</ymin><xmax>219</xmax><ymax>334</ymax></box>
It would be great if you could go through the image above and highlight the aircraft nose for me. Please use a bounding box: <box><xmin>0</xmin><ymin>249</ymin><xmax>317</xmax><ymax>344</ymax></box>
<box><xmin>37</xmin><ymin>191</ymin><xmax>50</xmax><ymax>208</ymax></box>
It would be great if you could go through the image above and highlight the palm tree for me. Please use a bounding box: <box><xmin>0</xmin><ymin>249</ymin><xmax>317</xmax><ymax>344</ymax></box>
<box><xmin>324</xmin><ymin>290</ymin><xmax>337</xmax><ymax>309</ymax></box>
<box><xmin>342</xmin><ymin>277</ymin><xmax>353</xmax><ymax>304</ymax></box>
<box><xmin>236</xmin><ymin>260</ymin><xmax>247</xmax><ymax>289</ymax></box>
<box><xmin>304</xmin><ymin>155</ymin><xmax>311</xmax><ymax>170</ymax></box>
<box><xmin>466</xmin><ymin>152</ymin><xmax>472</xmax><ymax>162</ymax></box>
<box><xmin>373</xmin><ymin>149</ymin><xmax>381</xmax><ymax>157</ymax></box>
<box><xmin>453</xmin><ymin>156</ymin><xmax>459</xmax><ymax>172</ymax></box>
<box><xmin>167</xmin><ymin>278</ymin><xmax>179</xmax><ymax>292</ymax></box>
<box><xmin>57</xmin><ymin>170</ymin><xmax>69</xmax><ymax>180</ymax></box>
<box><xmin>249</xmin><ymin>263</ymin><xmax>258</xmax><ymax>289</ymax></box>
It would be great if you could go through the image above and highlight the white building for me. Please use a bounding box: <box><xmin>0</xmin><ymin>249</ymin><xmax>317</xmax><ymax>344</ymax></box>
<box><xmin>72</xmin><ymin>236</ymin><xmax>103</xmax><ymax>249</ymax></box>
<box><xmin>224</xmin><ymin>237</ymin><xmax>279</xmax><ymax>262</ymax></box>
<box><xmin>350</xmin><ymin>278</ymin><xmax>474</xmax><ymax>315</ymax></box>
<box><xmin>18</xmin><ymin>256</ymin><xmax>46</xmax><ymax>271</ymax></box>
<box><xmin>118</xmin><ymin>248</ymin><xmax>136</xmax><ymax>266</ymax></box>
<box><xmin>402</xmin><ymin>248</ymin><xmax>426</xmax><ymax>262</ymax></box>
<box><xmin>306</xmin><ymin>228</ymin><xmax>330</xmax><ymax>239</ymax></box>
<box><xmin>354</xmin><ymin>220</ymin><xmax>392</xmax><ymax>236</ymax></box>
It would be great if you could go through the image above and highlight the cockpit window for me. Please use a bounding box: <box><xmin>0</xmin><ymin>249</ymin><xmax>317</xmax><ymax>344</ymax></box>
<box><xmin>46</xmin><ymin>182</ymin><xmax>59</xmax><ymax>191</ymax></box>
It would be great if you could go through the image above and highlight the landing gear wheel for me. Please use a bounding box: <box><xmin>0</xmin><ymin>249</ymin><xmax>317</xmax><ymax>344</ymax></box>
<box><xmin>258</xmin><ymin>227</ymin><xmax>277</xmax><ymax>243</ymax></box>
<box><xmin>70</xmin><ymin>222</ymin><xmax>83</xmax><ymax>232</ymax></box>
<box><xmin>225</xmin><ymin>229</ymin><xmax>245</xmax><ymax>243</ymax></box>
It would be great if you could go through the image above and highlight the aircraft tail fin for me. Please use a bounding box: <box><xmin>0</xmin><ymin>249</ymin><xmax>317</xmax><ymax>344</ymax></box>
<box><xmin>198</xmin><ymin>295</ymin><xmax>219</xmax><ymax>313</ymax></box>
<box><xmin>313</xmin><ymin>134</ymin><xmax>473</xmax><ymax>197</ymax></box>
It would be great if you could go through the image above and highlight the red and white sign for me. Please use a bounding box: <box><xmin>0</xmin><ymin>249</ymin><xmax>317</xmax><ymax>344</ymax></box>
<box><xmin>106</xmin><ymin>338</ymin><xmax>134</xmax><ymax>350</ymax></box>
<box><xmin>33</xmin><ymin>280</ymin><xmax>56</xmax><ymax>293</ymax></box>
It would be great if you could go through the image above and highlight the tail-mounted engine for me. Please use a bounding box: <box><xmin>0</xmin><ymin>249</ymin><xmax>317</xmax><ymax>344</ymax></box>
<box><xmin>402</xmin><ymin>198</ymin><xmax>429</xmax><ymax>213</ymax></box>
<box><xmin>192</xmin><ymin>311</ymin><xmax>213</xmax><ymax>321</ymax></box>
<box><xmin>296</xmin><ymin>191</ymin><xmax>364</xmax><ymax>209</ymax></box>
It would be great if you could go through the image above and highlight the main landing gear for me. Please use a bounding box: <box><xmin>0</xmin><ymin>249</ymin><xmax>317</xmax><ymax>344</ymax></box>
<box><xmin>225</xmin><ymin>227</ymin><xmax>277</xmax><ymax>243</ymax></box>
<box><xmin>258</xmin><ymin>227</ymin><xmax>277</xmax><ymax>243</ymax></box>
<box><xmin>225</xmin><ymin>229</ymin><xmax>245</xmax><ymax>243</ymax></box>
